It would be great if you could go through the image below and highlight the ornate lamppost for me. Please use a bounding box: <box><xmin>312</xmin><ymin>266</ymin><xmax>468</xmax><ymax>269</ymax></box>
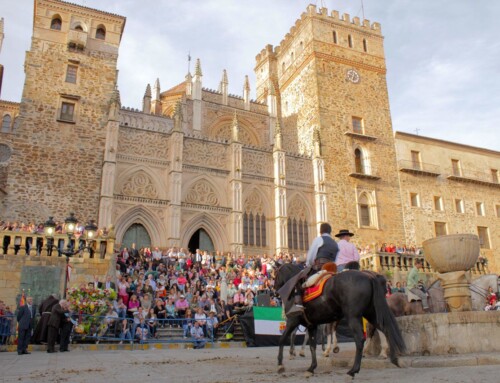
<box><xmin>44</xmin><ymin>213</ymin><xmax>97</xmax><ymax>298</ymax></box>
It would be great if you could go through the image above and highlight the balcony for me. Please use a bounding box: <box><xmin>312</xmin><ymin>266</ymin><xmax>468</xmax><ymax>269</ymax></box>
<box><xmin>359</xmin><ymin>252</ymin><xmax>487</xmax><ymax>276</ymax></box>
<box><xmin>344</xmin><ymin>131</ymin><xmax>377</xmax><ymax>141</ymax></box>
<box><xmin>0</xmin><ymin>230</ymin><xmax>114</xmax><ymax>259</ymax></box>
<box><xmin>398</xmin><ymin>160</ymin><xmax>441</xmax><ymax>177</ymax></box>
<box><xmin>447</xmin><ymin>168</ymin><xmax>500</xmax><ymax>188</ymax></box>
<box><xmin>349</xmin><ymin>162</ymin><xmax>380</xmax><ymax>180</ymax></box>
<box><xmin>67</xmin><ymin>30</ymin><xmax>88</xmax><ymax>51</ymax></box>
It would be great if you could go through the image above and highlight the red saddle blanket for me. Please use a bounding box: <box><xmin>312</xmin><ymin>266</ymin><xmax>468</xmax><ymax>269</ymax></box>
<box><xmin>303</xmin><ymin>273</ymin><xmax>333</xmax><ymax>303</ymax></box>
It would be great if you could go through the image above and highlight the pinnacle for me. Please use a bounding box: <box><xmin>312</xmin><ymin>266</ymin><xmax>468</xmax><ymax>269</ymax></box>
<box><xmin>195</xmin><ymin>58</ymin><xmax>202</xmax><ymax>76</ymax></box>
<box><xmin>144</xmin><ymin>84</ymin><xmax>152</xmax><ymax>97</ymax></box>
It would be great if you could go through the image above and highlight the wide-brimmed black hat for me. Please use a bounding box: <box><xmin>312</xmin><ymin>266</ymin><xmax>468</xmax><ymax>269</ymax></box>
<box><xmin>335</xmin><ymin>229</ymin><xmax>355</xmax><ymax>238</ymax></box>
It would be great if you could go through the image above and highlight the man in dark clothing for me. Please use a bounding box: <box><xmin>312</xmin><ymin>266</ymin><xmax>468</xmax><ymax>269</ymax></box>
<box><xmin>16</xmin><ymin>296</ymin><xmax>35</xmax><ymax>355</ymax></box>
<box><xmin>33</xmin><ymin>294</ymin><xmax>59</xmax><ymax>344</ymax></box>
<box><xmin>278</xmin><ymin>223</ymin><xmax>339</xmax><ymax>317</ymax></box>
<box><xmin>46</xmin><ymin>300</ymin><xmax>70</xmax><ymax>353</ymax></box>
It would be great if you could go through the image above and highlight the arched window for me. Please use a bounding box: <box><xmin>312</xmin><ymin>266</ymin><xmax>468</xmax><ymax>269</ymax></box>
<box><xmin>243</xmin><ymin>211</ymin><xmax>267</xmax><ymax>247</ymax></box>
<box><xmin>333</xmin><ymin>31</ymin><xmax>338</xmax><ymax>44</ymax></box>
<box><xmin>287</xmin><ymin>217</ymin><xmax>309</xmax><ymax>251</ymax></box>
<box><xmin>363</xmin><ymin>38</ymin><xmax>368</xmax><ymax>52</ymax></box>
<box><xmin>1</xmin><ymin>115</ymin><xmax>11</xmax><ymax>133</ymax></box>
<box><xmin>355</xmin><ymin>148</ymin><xmax>364</xmax><ymax>173</ymax></box>
<box><xmin>358</xmin><ymin>194</ymin><xmax>371</xmax><ymax>227</ymax></box>
<box><xmin>348</xmin><ymin>34</ymin><xmax>353</xmax><ymax>48</ymax></box>
<box><xmin>354</xmin><ymin>147</ymin><xmax>371</xmax><ymax>175</ymax></box>
<box><xmin>282</xmin><ymin>62</ymin><xmax>286</xmax><ymax>73</ymax></box>
<box><xmin>96</xmin><ymin>26</ymin><xmax>106</xmax><ymax>40</ymax></box>
<box><xmin>50</xmin><ymin>16</ymin><xmax>62</xmax><ymax>30</ymax></box>
<box><xmin>299</xmin><ymin>41</ymin><xmax>304</xmax><ymax>52</ymax></box>
<box><xmin>74</xmin><ymin>25</ymin><xmax>83</xmax><ymax>32</ymax></box>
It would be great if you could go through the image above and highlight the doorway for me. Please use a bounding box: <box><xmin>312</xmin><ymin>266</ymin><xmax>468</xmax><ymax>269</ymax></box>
<box><xmin>188</xmin><ymin>228</ymin><xmax>215</xmax><ymax>254</ymax></box>
<box><xmin>122</xmin><ymin>223</ymin><xmax>151</xmax><ymax>250</ymax></box>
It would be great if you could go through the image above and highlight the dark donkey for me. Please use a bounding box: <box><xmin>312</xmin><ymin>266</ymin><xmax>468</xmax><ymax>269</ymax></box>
<box><xmin>274</xmin><ymin>263</ymin><xmax>406</xmax><ymax>378</ymax></box>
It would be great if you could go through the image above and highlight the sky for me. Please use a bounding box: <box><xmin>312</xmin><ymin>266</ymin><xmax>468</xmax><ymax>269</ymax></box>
<box><xmin>0</xmin><ymin>0</ymin><xmax>499</xmax><ymax>151</ymax></box>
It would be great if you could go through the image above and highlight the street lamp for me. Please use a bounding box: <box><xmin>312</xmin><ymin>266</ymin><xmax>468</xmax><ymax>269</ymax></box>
<box><xmin>44</xmin><ymin>213</ymin><xmax>98</xmax><ymax>298</ymax></box>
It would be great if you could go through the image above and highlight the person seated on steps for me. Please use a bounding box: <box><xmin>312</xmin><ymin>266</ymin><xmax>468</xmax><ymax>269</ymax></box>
<box><xmin>278</xmin><ymin>223</ymin><xmax>339</xmax><ymax>318</ymax></box>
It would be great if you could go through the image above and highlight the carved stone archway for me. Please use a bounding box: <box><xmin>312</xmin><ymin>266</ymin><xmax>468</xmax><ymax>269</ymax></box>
<box><xmin>114</xmin><ymin>205</ymin><xmax>164</xmax><ymax>247</ymax></box>
<box><xmin>180</xmin><ymin>213</ymin><xmax>228</xmax><ymax>252</ymax></box>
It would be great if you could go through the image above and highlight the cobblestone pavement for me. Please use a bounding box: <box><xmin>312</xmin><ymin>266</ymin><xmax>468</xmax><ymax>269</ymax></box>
<box><xmin>1</xmin><ymin>343</ymin><xmax>499</xmax><ymax>383</ymax></box>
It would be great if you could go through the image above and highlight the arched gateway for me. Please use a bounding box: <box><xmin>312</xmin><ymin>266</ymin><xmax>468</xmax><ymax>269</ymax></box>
<box><xmin>122</xmin><ymin>223</ymin><xmax>151</xmax><ymax>250</ymax></box>
<box><xmin>188</xmin><ymin>228</ymin><xmax>215</xmax><ymax>254</ymax></box>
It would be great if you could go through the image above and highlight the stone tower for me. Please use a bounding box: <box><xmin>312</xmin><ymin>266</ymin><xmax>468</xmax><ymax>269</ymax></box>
<box><xmin>255</xmin><ymin>5</ymin><xmax>405</xmax><ymax>245</ymax></box>
<box><xmin>1</xmin><ymin>0</ymin><xmax>126</xmax><ymax>223</ymax></box>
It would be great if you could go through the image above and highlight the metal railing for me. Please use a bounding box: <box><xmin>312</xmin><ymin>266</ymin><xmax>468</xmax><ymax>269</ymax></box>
<box><xmin>447</xmin><ymin>167</ymin><xmax>500</xmax><ymax>185</ymax></box>
<box><xmin>398</xmin><ymin>159</ymin><xmax>441</xmax><ymax>174</ymax></box>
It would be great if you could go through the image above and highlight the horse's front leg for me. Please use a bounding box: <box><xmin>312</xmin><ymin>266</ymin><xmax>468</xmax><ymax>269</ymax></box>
<box><xmin>289</xmin><ymin>328</ymin><xmax>296</xmax><ymax>359</ymax></box>
<box><xmin>306</xmin><ymin>326</ymin><xmax>318</xmax><ymax>377</ymax></box>
<box><xmin>278</xmin><ymin>319</ymin><xmax>298</xmax><ymax>373</ymax></box>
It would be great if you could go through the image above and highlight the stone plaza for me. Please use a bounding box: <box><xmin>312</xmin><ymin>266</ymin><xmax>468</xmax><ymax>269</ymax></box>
<box><xmin>1</xmin><ymin>343</ymin><xmax>500</xmax><ymax>383</ymax></box>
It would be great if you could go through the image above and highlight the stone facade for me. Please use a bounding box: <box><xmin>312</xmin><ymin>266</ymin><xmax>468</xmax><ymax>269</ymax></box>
<box><xmin>0</xmin><ymin>1</ymin><xmax>498</xmax><ymax>271</ymax></box>
<box><xmin>395</xmin><ymin>132</ymin><xmax>500</xmax><ymax>271</ymax></box>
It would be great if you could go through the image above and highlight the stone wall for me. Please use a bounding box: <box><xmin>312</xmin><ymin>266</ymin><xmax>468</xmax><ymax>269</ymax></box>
<box><xmin>0</xmin><ymin>253</ymin><xmax>114</xmax><ymax>308</ymax></box>
<box><xmin>395</xmin><ymin>132</ymin><xmax>500</xmax><ymax>271</ymax></box>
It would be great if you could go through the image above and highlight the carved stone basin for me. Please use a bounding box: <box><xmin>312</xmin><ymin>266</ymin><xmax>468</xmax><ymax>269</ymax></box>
<box><xmin>423</xmin><ymin>234</ymin><xmax>480</xmax><ymax>273</ymax></box>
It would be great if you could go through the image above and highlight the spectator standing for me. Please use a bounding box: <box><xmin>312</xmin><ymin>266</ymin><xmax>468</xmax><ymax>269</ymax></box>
<box><xmin>16</xmin><ymin>296</ymin><xmax>35</xmax><ymax>355</ymax></box>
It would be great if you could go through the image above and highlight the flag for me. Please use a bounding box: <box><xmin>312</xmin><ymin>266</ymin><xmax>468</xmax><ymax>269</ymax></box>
<box><xmin>254</xmin><ymin>306</ymin><xmax>294</xmax><ymax>336</ymax></box>
<box><xmin>19</xmin><ymin>290</ymin><xmax>26</xmax><ymax>306</ymax></box>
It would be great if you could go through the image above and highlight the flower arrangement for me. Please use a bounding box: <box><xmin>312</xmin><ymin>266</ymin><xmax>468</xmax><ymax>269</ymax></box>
<box><xmin>66</xmin><ymin>287</ymin><xmax>117</xmax><ymax>337</ymax></box>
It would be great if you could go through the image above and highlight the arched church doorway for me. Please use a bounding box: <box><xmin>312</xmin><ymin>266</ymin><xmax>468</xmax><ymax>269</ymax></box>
<box><xmin>122</xmin><ymin>223</ymin><xmax>151</xmax><ymax>250</ymax></box>
<box><xmin>188</xmin><ymin>228</ymin><xmax>215</xmax><ymax>254</ymax></box>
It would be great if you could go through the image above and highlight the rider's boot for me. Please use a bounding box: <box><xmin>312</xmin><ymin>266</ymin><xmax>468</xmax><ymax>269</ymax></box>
<box><xmin>286</xmin><ymin>295</ymin><xmax>304</xmax><ymax>318</ymax></box>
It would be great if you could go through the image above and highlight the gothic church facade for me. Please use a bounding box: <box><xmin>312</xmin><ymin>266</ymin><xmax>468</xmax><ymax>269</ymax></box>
<box><xmin>0</xmin><ymin>1</ymin><xmax>498</xmax><ymax>268</ymax></box>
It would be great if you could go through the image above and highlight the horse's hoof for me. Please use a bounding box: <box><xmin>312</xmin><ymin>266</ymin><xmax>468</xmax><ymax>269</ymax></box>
<box><xmin>380</xmin><ymin>353</ymin><xmax>388</xmax><ymax>359</ymax></box>
<box><xmin>344</xmin><ymin>375</ymin><xmax>355</xmax><ymax>382</ymax></box>
<box><xmin>333</xmin><ymin>346</ymin><xmax>340</xmax><ymax>353</ymax></box>
<box><xmin>304</xmin><ymin>371</ymin><xmax>313</xmax><ymax>378</ymax></box>
<box><xmin>299</xmin><ymin>351</ymin><xmax>305</xmax><ymax>357</ymax></box>
<box><xmin>277</xmin><ymin>365</ymin><xmax>285</xmax><ymax>374</ymax></box>
<box><xmin>289</xmin><ymin>354</ymin><xmax>295</xmax><ymax>360</ymax></box>
<box><xmin>323</xmin><ymin>352</ymin><xmax>329</xmax><ymax>358</ymax></box>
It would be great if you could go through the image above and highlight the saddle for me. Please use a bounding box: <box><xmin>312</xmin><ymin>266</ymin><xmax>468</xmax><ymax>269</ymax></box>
<box><xmin>302</xmin><ymin>262</ymin><xmax>336</xmax><ymax>303</ymax></box>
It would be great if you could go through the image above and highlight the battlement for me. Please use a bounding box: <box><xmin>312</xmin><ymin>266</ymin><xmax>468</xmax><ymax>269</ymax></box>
<box><xmin>255</xmin><ymin>4</ymin><xmax>381</xmax><ymax>67</ymax></box>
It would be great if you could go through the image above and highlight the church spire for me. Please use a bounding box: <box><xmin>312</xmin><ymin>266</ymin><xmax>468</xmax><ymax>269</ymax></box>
<box><xmin>220</xmin><ymin>69</ymin><xmax>229</xmax><ymax>105</ymax></box>
<box><xmin>153</xmin><ymin>78</ymin><xmax>161</xmax><ymax>100</ymax></box>
<box><xmin>142</xmin><ymin>84</ymin><xmax>152</xmax><ymax>114</ymax></box>
<box><xmin>243</xmin><ymin>75</ymin><xmax>250</xmax><ymax>110</ymax></box>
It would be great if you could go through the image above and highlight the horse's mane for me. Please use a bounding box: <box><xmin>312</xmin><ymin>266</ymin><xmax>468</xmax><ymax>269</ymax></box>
<box><xmin>275</xmin><ymin>262</ymin><xmax>302</xmax><ymax>291</ymax></box>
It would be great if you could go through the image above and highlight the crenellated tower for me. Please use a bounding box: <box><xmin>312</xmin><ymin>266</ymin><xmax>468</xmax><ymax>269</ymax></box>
<box><xmin>2</xmin><ymin>0</ymin><xmax>126</xmax><ymax>223</ymax></box>
<box><xmin>255</xmin><ymin>4</ymin><xmax>405</xmax><ymax>245</ymax></box>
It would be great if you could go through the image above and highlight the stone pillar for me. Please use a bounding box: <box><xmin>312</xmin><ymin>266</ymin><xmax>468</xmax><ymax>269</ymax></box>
<box><xmin>273</xmin><ymin>120</ymin><xmax>287</xmax><ymax>254</ymax></box>
<box><xmin>167</xmin><ymin>103</ymin><xmax>184</xmax><ymax>246</ymax></box>
<box><xmin>436</xmin><ymin>270</ymin><xmax>472</xmax><ymax>312</ymax></box>
<box><xmin>312</xmin><ymin>128</ymin><xmax>327</xmax><ymax>232</ymax></box>
<box><xmin>192</xmin><ymin>59</ymin><xmax>203</xmax><ymax>131</ymax></box>
<box><xmin>98</xmin><ymin>109</ymin><xmax>119</xmax><ymax>229</ymax></box>
<box><xmin>230</xmin><ymin>114</ymin><xmax>243</xmax><ymax>255</ymax></box>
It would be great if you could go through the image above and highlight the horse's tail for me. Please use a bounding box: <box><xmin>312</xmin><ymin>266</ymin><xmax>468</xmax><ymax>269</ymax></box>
<box><xmin>371</xmin><ymin>277</ymin><xmax>406</xmax><ymax>355</ymax></box>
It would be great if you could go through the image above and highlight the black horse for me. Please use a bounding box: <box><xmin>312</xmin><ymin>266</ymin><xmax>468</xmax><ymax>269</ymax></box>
<box><xmin>275</xmin><ymin>263</ymin><xmax>406</xmax><ymax>378</ymax></box>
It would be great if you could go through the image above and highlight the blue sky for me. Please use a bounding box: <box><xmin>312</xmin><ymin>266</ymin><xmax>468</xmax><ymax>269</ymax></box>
<box><xmin>1</xmin><ymin>0</ymin><xmax>499</xmax><ymax>151</ymax></box>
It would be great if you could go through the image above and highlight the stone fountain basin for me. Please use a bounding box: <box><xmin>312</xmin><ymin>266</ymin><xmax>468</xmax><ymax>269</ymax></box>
<box><xmin>423</xmin><ymin>234</ymin><xmax>480</xmax><ymax>273</ymax></box>
<box><xmin>397</xmin><ymin>311</ymin><xmax>500</xmax><ymax>355</ymax></box>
